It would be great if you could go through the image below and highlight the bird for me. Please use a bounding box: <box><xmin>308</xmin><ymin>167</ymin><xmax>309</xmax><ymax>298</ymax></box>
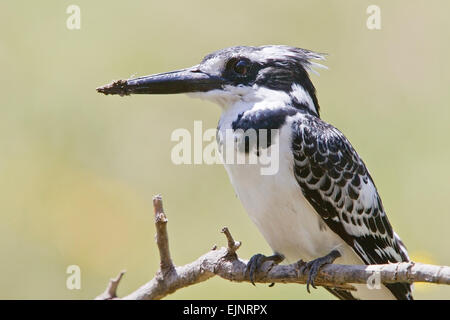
<box><xmin>97</xmin><ymin>45</ymin><xmax>413</xmax><ymax>300</ymax></box>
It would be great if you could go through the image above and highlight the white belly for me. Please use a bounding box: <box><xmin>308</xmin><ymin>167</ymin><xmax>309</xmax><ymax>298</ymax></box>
<box><xmin>222</xmin><ymin>124</ymin><xmax>355</xmax><ymax>263</ymax></box>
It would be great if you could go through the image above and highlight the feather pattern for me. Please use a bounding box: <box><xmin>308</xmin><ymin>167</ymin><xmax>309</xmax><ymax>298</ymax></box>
<box><xmin>291</xmin><ymin>114</ymin><xmax>413</xmax><ymax>300</ymax></box>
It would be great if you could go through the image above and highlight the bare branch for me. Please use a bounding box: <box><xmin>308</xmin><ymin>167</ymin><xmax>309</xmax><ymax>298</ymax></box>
<box><xmin>153</xmin><ymin>194</ymin><xmax>173</xmax><ymax>272</ymax></box>
<box><xmin>97</xmin><ymin>195</ymin><xmax>450</xmax><ymax>300</ymax></box>
<box><xmin>221</xmin><ymin>227</ymin><xmax>241</xmax><ymax>254</ymax></box>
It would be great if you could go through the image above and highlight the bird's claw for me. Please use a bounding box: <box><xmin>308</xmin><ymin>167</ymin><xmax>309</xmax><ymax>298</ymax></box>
<box><xmin>305</xmin><ymin>259</ymin><xmax>322</xmax><ymax>292</ymax></box>
<box><xmin>246</xmin><ymin>254</ymin><xmax>265</xmax><ymax>286</ymax></box>
<box><xmin>245</xmin><ymin>253</ymin><xmax>284</xmax><ymax>286</ymax></box>
<box><xmin>303</xmin><ymin>250</ymin><xmax>341</xmax><ymax>293</ymax></box>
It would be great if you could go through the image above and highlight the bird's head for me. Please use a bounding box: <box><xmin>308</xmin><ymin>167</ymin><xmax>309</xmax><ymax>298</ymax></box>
<box><xmin>97</xmin><ymin>45</ymin><xmax>326</xmax><ymax>117</ymax></box>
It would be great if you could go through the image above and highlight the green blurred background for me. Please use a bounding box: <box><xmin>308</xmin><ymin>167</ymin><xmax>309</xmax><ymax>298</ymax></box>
<box><xmin>0</xmin><ymin>0</ymin><xmax>449</xmax><ymax>299</ymax></box>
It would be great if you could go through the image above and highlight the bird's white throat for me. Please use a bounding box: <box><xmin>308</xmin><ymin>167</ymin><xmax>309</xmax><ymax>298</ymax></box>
<box><xmin>189</xmin><ymin>83</ymin><xmax>318</xmax><ymax>116</ymax></box>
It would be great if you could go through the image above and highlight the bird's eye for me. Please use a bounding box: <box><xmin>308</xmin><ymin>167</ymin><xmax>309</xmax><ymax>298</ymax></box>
<box><xmin>233</xmin><ymin>59</ymin><xmax>249</xmax><ymax>75</ymax></box>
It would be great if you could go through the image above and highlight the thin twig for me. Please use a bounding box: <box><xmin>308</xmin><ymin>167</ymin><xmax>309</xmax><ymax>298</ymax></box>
<box><xmin>221</xmin><ymin>227</ymin><xmax>241</xmax><ymax>254</ymax></box>
<box><xmin>95</xmin><ymin>270</ymin><xmax>126</xmax><ymax>300</ymax></box>
<box><xmin>153</xmin><ymin>194</ymin><xmax>173</xmax><ymax>272</ymax></box>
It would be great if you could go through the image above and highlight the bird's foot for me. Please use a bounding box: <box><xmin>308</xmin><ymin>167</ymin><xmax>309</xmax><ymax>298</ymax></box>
<box><xmin>304</xmin><ymin>250</ymin><xmax>341</xmax><ymax>293</ymax></box>
<box><xmin>245</xmin><ymin>253</ymin><xmax>284</xmax><ymax>286</ymax></box>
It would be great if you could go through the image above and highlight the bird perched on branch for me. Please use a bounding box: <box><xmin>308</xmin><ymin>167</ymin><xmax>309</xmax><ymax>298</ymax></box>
<box><xmin>97</xmin><ymin>45</ymin><xmax>413</xmax><ymax>300</ymax></box>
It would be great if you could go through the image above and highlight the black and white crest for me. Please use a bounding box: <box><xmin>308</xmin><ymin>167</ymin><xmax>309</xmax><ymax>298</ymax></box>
<box><xmin>197</xmin><ymin>45</ymin><xmax>326</xmax><ymax>117</ymax></box>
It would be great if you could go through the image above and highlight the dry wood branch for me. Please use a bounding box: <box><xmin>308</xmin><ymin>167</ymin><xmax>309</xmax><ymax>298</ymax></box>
<box><xmin>221</xmin><ymin>227</ymin><xmax>241</xmax><ymax>254</ymax></box>
<box><xmin>97</xmin><ymin>195</ymin><xmax>450</xmax><ymax>300</ymax></box>
<box><xmin>153</xmin><ymin>195</ymin><xmax>173</xmax><ymax>272</ymax></box>
<box><xmin>95</xmin><ymin>270</ymin><xmax>125</xmax><ymax>300</ymax></box>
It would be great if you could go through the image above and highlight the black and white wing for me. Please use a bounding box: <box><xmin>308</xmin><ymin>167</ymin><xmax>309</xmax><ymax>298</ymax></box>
<box><xmin>291</xmin><ymin>114</ymin><xmax>412</xmax><ymax>300</ymax></box>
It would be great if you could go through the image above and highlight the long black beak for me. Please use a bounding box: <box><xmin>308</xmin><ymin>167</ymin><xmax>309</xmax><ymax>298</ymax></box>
<box><xmin>96</xmin><ymin>66</ymin><xmax>224</xmax><ymax>96</ymax></box>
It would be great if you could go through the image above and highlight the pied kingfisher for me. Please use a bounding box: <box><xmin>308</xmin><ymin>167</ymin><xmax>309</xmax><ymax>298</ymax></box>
<box><xmin>97</xmin><ymin>45</ymin><xmax>413</xmax><ymax>300</ymax></box>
